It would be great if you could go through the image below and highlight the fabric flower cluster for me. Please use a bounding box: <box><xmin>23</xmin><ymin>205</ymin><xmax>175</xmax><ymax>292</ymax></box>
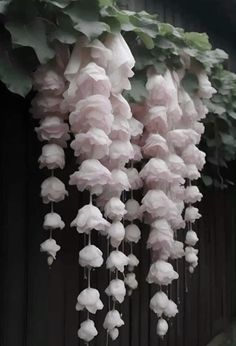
<box><xmin>32</xmin><ymin>45</ymin><xmax>69</xmax><ymax>266</ymax></box>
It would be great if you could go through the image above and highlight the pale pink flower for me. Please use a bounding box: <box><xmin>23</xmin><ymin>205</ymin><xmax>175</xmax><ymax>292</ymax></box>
<box><xmin>70</xmin><ymin>128</ymin><xmax>111</xmax><ymax>159</ymax></box>
<box><xmin>197</xmin><ymin>71</ymin><xmax>216</xmax><ymax>99</ymax></box>
<box><xmin>185</xmin><ymin>246</ymin><xmax>198</xmax><ymax>266</ymax></box>
<box><xmin>142</xmin><ymin>134</ymin><xmax>169</xmax><ymax>158</ymax></box>
<box><xmin>129</xmin><ymin>117</ymin><xmax>144</xmax><ymax>139</ymax></box>
<box><xmin>31</xmin><ymin>94</ymin><xmax>68</xmax><ymax>119</ymax></box>
<box><xmin>141</xmin><ymin>190</ymin><xmax>175</xmax><ymax>219</ymax></box>
<box><xmin>170</xmin><ymin>240</ymin><xmax>185</xmax><ymax>260</ymax></box>
<box><xmin>69</xmin><ymin>159</ymin><xmax>111</xmax><ymax>195</ymax></box>
<box><xmin>124</xmin><ymin>167</ymin><xmax>143</xmax><ymax>190</ymax></box>
<box><xmin>124</xmin><ymin>272</ymin><xmax>138</xmax><ymax>290</ymax></box>
<box><xmin>107</xmin><ymin>221</ymin><xmax>125</xmax><ymax>248</ymax></box>
<box><xmin>178</xmin><ymin>88</ymin><xmax>198</xmax><ymax>120</ymax></box>
<box><xmin>39</xmin><ymin>143</ymin><xmax>65</xmax><ymax>169</ymax></box>
<box><xmin>185</xmin><ymin>164</ymin><xmax>201</xmax><ymax>180</ymax></box>
<box><xmin>35</xmin><ymin>116</ymin><xmax>70</xmax><ymax>147</ymax></box>
<box><xmin>185</xmin><ymin>185</ymin><xmax>203</xmax><ymax>204</ymax></box>
<box><xmin>69</xmin><ymin>94</ymin><xmax>113</xmax><ymax>134</ymax></box>
<box><xmin>33</xmin><ymin>65</ymin><xmax>66</xmax><ymax>95</ymax></box>
<box><xmin>185</xmin><ymin>230</ymin><xmax>199</xmax><ymax>246</ymax></box>
<box><xmin>185</xmin><ymin>206</ymin><xmax>201</xmax><ymax>223</ymax></box>
<box><xmin>110</xmin><ymin>93</ymin><xmax>132</xmax><ymax>119</ymax></box>
<box><xmin>182</xmin><ymin>145</ymin><xmax>206</xmax><ymax>171</ymax></box>
<box><xmin>132</xmin><ymin>143</ymin><xmax>143</xmax><ymax>161</ymax></box>
<box><xmin>140</xmin><ymin>158</ymin><xmax>173</xmax><ymax>185</ymax></box>
<box><xmin>125</xmin><ymin>199</ymin><xmax>142</xmax><ymax>221</ymax></box>
<box><xmin>108</xmin><ymin>169</ymin><xmax>130</xmax><ymax>193</ymax></box>
<box><xmin>193</xmin><ymin>97</ymin><xmax>209</xmax><ymax>120</ymax></box>
<box><xmin>88</xmin><ymin>39</ymin><xmax>112</xmax><ymax>68</ymax></box>
<box><xmin>128</xmin><ymin>254</ymin><xmax>139</xmax><ymax>271</ymax></box>
<box><xmin>104</xmin><ymin>197</ymin><xmax>127</xmax><ymax>221</ymax></box>
<box><xmin>146</xmin><ymin>73</ymin><xmax>171</xmax><ymax>107</ymax></box>
<box><xmin>41</xmin><ymin>176</ymin><xmax>68</xmax><ymax>203</ymax></box>
<box><xmin>144</xmin><ymin>106</ymin><xmax>168</xmax><ymax>134</ymax></box>
<box><xmin>167</xmin><ymin>154</ymin><xmax>186</xmax><ymax>176</ymax></box>
<box><xmin>110</xmin><ymin>117</ymin><xmax>131</xmax><ymax>141</ymax></box>
<box><xmin>167</xmin><ymin>129</ymin><xmax>200</xmax><ymax>148</ymax></box>
<box><xmin>109</xmin><ymin>140</ymin><xmax>134</xmax><ymax>165</ymax></box>
<box><xmin>125</xmin><ymin>224</ymin><xmax>141</xmax><ymax>243</ymax></box>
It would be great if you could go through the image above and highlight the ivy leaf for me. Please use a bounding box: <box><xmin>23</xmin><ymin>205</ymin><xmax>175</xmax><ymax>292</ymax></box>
<box><xmin>0</xmin><ymin>0</ymin><xmax>11</xmax><ymax>13</ymax></box>
<box><xmin>49</xmin><ymin>15</ymin><xmax>80</xmax><ymax>44</ymax></box>
<box><xmin>184</xmin><ymin>32</ymin><xmax>211</xmax><ymax>51</ymax></box>
<box><xmin>0</xmin><ymin>50</ymin><xmax>32</xmax><ymax>97</ymax></box>
<box><xmin>136</xmin><ymin>31</ymin><xmax>154</xmax><ymax>49</ymax></box>
<box><xmin>181</xmin><ymin>72</ymin><xmax>199</xmax><ymax>95</ymax></box>
<box><xmin>6</xmin><ymin>19</ymin><xmax>55</xmax><ymax>64</ymax></box>
<box><xmin>74</xmin><ymin>19</ymin><xmax>110</xmax><ymax>40</ymax></box>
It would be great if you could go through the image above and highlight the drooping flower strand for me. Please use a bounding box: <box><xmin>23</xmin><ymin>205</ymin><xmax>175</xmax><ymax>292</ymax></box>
<box><xmin>31</xmin><ymin>47</ymin><xmax>70</xmax><ymax>266</ymax></box>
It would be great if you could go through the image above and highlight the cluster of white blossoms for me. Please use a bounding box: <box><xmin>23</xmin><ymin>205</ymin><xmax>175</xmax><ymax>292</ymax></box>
<box><xmin>32</xmin><ymin>45</ymin><xmax>70</xmax><ymax>266</ymax></box>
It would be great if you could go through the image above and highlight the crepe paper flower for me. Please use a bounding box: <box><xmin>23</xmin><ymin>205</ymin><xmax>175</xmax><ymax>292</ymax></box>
<box><xmin>39</xmin><ymin>143</ymin><xmax>65</xmax><ymax>170</ymax></box>
<box><xmin>106</xmin><ymin>250</ymin><xmax>129</xmax><ymax>272</ymax></box>
<box><xmin>125</xmin><ymin>273</ymin><xmax>138</xmax><ymax>290</ymax></box>
<box><xmin>109</xmin><ymin>140</ymin><xmax>134</xmax><ymax>164</ymax></box>
<box><xmin>144</xmin><ymin>106</ymin><xmax>168</xmax><ymax>134</ymax></box>
<box><xmin>107</xmin><ymin>221</ymin><xmax>125</xmax><ymax>248</ymax></box>
<box><xmin>167</xmin><ymin>129</ymin><xmax>200</xmax><ymax>149</ymax></box>
<box><xmin>132</xmin><ymin>143</ymin><xmax>143</xmax><ymax>161</ymax></box>
<box><xmin>169</xmin><ymin>183</ymin><xmax>186</xmax><ymax>201</ymax></box>
<box><xmin>170</xmin><ymin>240</ymin><xmax>185</xmax><ymax>260</ymax></box>
<box><xmin>184</xmin><ymin>164</ymin><xmax>201</xmax><ymax>181</ymax></box>
<box><xmin>142</xmin><ymin>134</ymin><xmax>169</xmax><ymax>158</ymax></box>
<box><xmin>185</xmin><ymin>230</ymin><xmax>199</xmax><ymax>246</ymax></box>
<box><xmin>79</xmin><ymin>244</ymin><xmax>104</xmax><ymax>268</ymax></box>
<box><xmin>150</xmin><ymin>291</ymin><xmax>169</xmax><ymax>317</ymax></box>
<box><xmin>182</xmin><ymin>145</ymin><xmax>206</xmax><ymax>171</ymax></box>
<box><xmin>105</xmin><ymin>33</ymin><xmax>135</xmax><ymax>93</ymax></box>
<box><xmin>103</xmin><ymin>309</ymin><xmax>125</xmax><ymax>331</ymax></box>
<box><xmin>141</xmin><ymin>190</ymin><xmax>175</xmax><ymax>219</ymax></box>
<box><xmin>78</xmin><ymin>319</ymin><xmax>98</xmax><ymax>342</ymax></box>
<box><xmin>146</xmin><ymin>74</ymin><xmax>171</xmax><ymax>107</ymax></box>
<box><xmin>164</xmin><ymin>70</ymin><xmax>182</xmax><ymax>124</ymax></box>
<box><xmin>31</xmin><ymin>94</ymin><xmax>68</xmax><ymax>119</ymax></box>
<box><xmin>125</xmin><ymin>224</ymin><xmax>141</xmax><ymax>243</ymax></box>
<box><xmin>164</xmin><ymin>300</ymin><xmax>178</xmax><ymax>318</ymax></box>
<box><xmin>33</xmin><ymin>65</ymin><xmax>66</xmax><ymax>95</ymax></box>
<box><xmin>147</xmin><ymin>226</ymin><xmax>173</xmax><ymax>259</ymax></box>
<box><xmin>110</xmin><ymin>117</ymin><xmax>131</xmax><ymax>141</ymax></box>
<box><xmin>193</xmin><ymin>97</ymin><xmax>209</xmax><ymax>120</ymax></box>
<box><xmin>70</xmin><ymin>128</ymin><xmax>112</xmax><ymax>160</ymax></box>
<box><xmin>35</xmin><ymin>116</ymin><xmax>70</xmax><ymax>147</ymax></box>
<box><xmin>147</xmin><ymin>260</ymin><xmax>179</xmax><ymax>286</ymax></box>
<box><xmin>66</xmin><ymin>62</ymin><xmax>111</xmax><ymax>104</ymax></box>
<box><xmin>104</xmin><ymin>197</ymin><xmax>127</xmax><ymax>221</ymax></box>
<box><xmin>88</xmin><ymin>39</ymin><xmax>112</xmax><ymax>69</ymax></box>
<box><xmin>43</xmin><ymin>212</ymin><xmax>65</xmax><ymax>230</ymax></box>
<box><xmin>129</xmin><ymin>117</ymin><xmax>144</xmax><ymax>139</ymax></box>
<box><xmin>185</xmin><ymin>246</ymin><xmax>199</xmax><ymax>266</ymax></box>
<box><xmin>69</xmin><ymin>95</ymin><xmax>114</xmax><ymax>134</ymax></box>
<box><xmin>69</xmin><ymin>159</ymin><xmax>111</xmax><ymax>195</ymax></box>
<box><xmin>184</xmin><ymin>186</ymin><xmax>203</xmax><ymax>204</ymax></box>
<box><xmin>109</xmin><ymin>328</ymin><xmax>119</xmax><ymax>341</ymax></box>
<box><xmin>40</xmin><ymin>238</ymin><xmax>61</xmax><ymax>259</ymax></box>
<box><xmin>125</xmin><ymin>167</ymin><xmax>143</xmax><ymax>190</ymax></box>
<box><xmin>125</xmin><ymin>199</ymin><xmax>142</xmax><ymax>221</ymax></box>
<box><xmin>193</xmin><ymin>121</ymin><xmax>205</xmax><ymax>135</ymax></box>
<box><xmin>157</xmin><ymin>318</ymin><xmax>168</xmax><ymax>337</ymax></box>
<box><xmin>167</xmin><ymin>154</ymin><xmax>186</xmax><ymax>176</ymax></box>
<box><xmin>41</xmin><ymin>176</ymin><xmax>68</xmax><ymax>204</ymax></box>
<box><xmin>185</xmin><ymin>206</ymin><xmax>201</xmax><ymax>223</ymax></box>
<box><xmin>76</xmin><ymin>288</ymin><xmax>104</xmax><ymax>314</ymax></box>
<box><xmin>140</xmin><ymin>158</ymin><xmax>173</xmax><ymax>185</ymax></box>
<box><xmin>128</xmin><ymin>254</ymin><xmax>139</xmax><ymax>271</ymax></box>
<box><xmin>197</xmin><ymin>71</ymin><xmax>217</xmax><ymax>99</ymax></box>
<box><xmin>110</xmin><ymin>93</ymin><xmax>132</xmax><ymax>119</ymax></box>
<box><xmin>105</xmin><ymin>279</ymin><xmax>126</xmax><ymax>303</ymax></box>
<box><xmin>178</xmin><ymin>88</ymin><xmax>198</xmax><ymax>120</ymax></box>
<box><xmin>71</xmin><ymin>204</ymin><xmax>110</xmax><ymax>234</ymax></box>
<box><xmin>108</xmin><ymin>169</ymin><xmax>130</xmax><ymax>193</ymax></box>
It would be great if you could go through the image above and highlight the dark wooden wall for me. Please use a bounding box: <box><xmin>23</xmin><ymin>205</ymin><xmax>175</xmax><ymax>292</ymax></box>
<box><xmin>1</xmin><ymin>2</ymin><xmax>236</xmax><ymax>346</ymax></box>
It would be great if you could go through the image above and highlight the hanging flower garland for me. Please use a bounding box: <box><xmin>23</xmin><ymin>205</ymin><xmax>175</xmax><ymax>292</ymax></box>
<box><xmin>31</xmin><ymin>46</ymin><xmax>70</xmax><ymax>266</ymax></box>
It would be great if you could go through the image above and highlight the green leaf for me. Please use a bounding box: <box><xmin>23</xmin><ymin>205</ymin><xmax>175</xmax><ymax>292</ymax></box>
<box><xmin>49</xmin><ymin>15</ymin><xmax>80</xmax><ymax>44</ymax></box>
<box><xmin>99</xmin><ymin>0</ymin><xmax>113</xmax><ymax>5</ymax></box>
<box><xmin>228</xmin><ymin>110</ymin><xmax>236</xmax><ymax>120</ymax></box>
<box><xmin>0</xmin><ymin>50</ymin><xmax>32</xmax><ymax>97</ymax></box>
<box><xmin>41</xmin><ymin>0</ymin><xmax>71</xmax><ymax>8</ymax></box>
<box><xmin>6</xmin><ymin>19</ymin><xmax>55</xmax><ymax>64</ymax></box>
<box><xmin>136</xmin><ymin>31</ymin><xmax>154</xmax><ymax>49</ymax></box>
<box><xmin>0</xmin><ymin>0</ymin><xmax>11</xmax><ymax>13</ymax></box>
<box><xmin>128</xmin><ymin>73</ymin><xmax>147</xmax><ymax>102</ymax></box>
<box><xmin>74</xmin><ymin>19</ymin><xmax>110</xmax><ymax>40</ymax></box>
<box><xmin>184</xmin><ymin>32</ymin><xmax>211</xmax><ymax>51</ymax></box>
<box><xmin>182</xmin><ymin>72</ymin><xmax>199</xmax><ymax>95</ymax></box>
<box><xmin>202</xmin><ymin>175</ymin><xmax>213</xmax><ymax>186</ymax></box>
<box><xmin>64</xmin><ymin>0</ymin><xmax>100</xmax><ymax>22</ymax></box>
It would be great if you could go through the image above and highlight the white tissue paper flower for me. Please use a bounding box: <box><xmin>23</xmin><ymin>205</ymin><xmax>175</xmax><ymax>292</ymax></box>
<box><xmin>142</xmin><ymin>134</ymin><xmax>169</xmax><ymax>158</ymax></box>
<box><xmin>41</xmin><ymin>176</ymin><xmax>68</xmax><ymax>203</ymax></box>
<box><xmin>164</xmin><ymin>300</ymin><xmax>178</xmax><ymax>318</ymax></box>
<box><xmin>128</xmin><ymin>254</ymin><xmax>139</xmax><ymax>271</ymax></box>
<box><xmin>71</xmin><ymin>204</ymin><xmax>110</xmax><ymax>234</ymax></box>
<box><xmin>108</xmin><ymin>169</ymin><xmax>130</xmax><ymax>193</ymax></box>
<box><xmin>40</xmin><ymin>238</ymin><xmax>60</xmax><ymax>259</ymax></box>
<box><xmin>170</xmin><ymin>240</ymin><xmax>185</xmax><ymax>260</ymax></box>
<box><xmin>110</xmin><ymin>93</ymin><xmax>132</xmax><ymax>119</ymax></box>
<box><xmin>185</xmin><ymin>246</ymin><xmax>199</xmax><ymax>265</ymax></box>
<box><xmin>104</xmin><ymin>197</ymin><xmax>127</xmax><ymax>221</ymax></box>
<box><xmin>109</xmin><ymin>140</ymin><xmax>134</xmax><ymax>165</ymax></box>
<box><xmin>185</xmin><ymin>206</ymin><xmax>201</xmax><ymax>223</ymax></box>
<box><xmin>185</xmin><ymin>230</ymin><xmax>199</xmax><ymax>246</ymax></box>
<box><xmin>105</xmin><ymin>279</ymin><xmax>126</xmax><ymax>303</ymax></box>
<box><xmin>184</xmin><ymin>186</ymin><xmax>203</xmax><ymax>204</ymax></box>
<box><xmin>78</xmin><ymin>319</ymin><xmax>98</xmax><ymax>342</ymax></box>
<box><xmin>43</xmin><ymin>212</ymin><xmax>65</xmax><ymax>230</ymax></box>
<box><xmin>124</xmin><ymin>273</ymin><xmax>138</xmax><ymax>290</ymax></box>
<box><xmin>157</xmin><ymin>318</ymin><xmax>168</xmax><ymax>337</ymax></box>
<box><xmin>108</xmin><ymin>221</ymin><xmax>125</xmax><ymax>248</ymax></box>
<box><xmin>110</xmin><ymin>116</ymin><xmax>131</xmax><ymax>141</ymax></box>
<box><xmin>185</xmin><ymin>164</ymin><xmax>201</xmax><ymax>180</ymax></box>
<box><xmin>39</xmin><ymin>143</ymin><xmax>65</xmax><ymax>169</ymax></box>
<box><xmin>144</xmin><ymin>106</ymin><xmax>168</xmax><ymax>134</ymax></box>
<box><xmin>69</xmin><ymin>159</ymin><xmax>111</xmax><ymax>195</ymax></box>
<box><xmin>150</xmin><ymin>291</ymin><xmax>169</xmax><ymax>317</ymax></box>
<box><xmin>147</xmin><ymin>260</ymin><xmax>179</xmax><ymax>285</ymax></box>
<box><xmin>167</xmin><ymin>129</ymin><xmax>200</xmax><ymax>148</ymax></box>
<box><xmin>140</xmin><ymin>158</ymin><xmax>173</xmax><ymax>185</ymax></box>
<box><xmin>125</xmin><ymin>167</ymin><xmax>143</xmax><ymax>190</ymax></box>
<box><xmin>76</xmin><ymin>288</ymin><xmax>104</xmax><ymax>314</ymax></box>
<box><xmin>109</xmin><ymin>328</ymin><xmax>119</xmax><ymax>340</ymax></box>
<box><xmin>197</xmin><ymin>71</ymin><xmax>216</xmax><ymax>99</ymax></box>
<box><xmin>125</xmin><ymin>224</ymin><xmax>141</xmax><ymax>243</ymax></box>
<box><xmin>103</xmin><ymin>310</ymin><xmax>124</xmax><ymax>331</ymax></box>
<box><xmin>79</xmin><ymin>244</ymin><xmax>104</xmax><ymax>267</ymax></box>
<box><xmin>182</xmin><ymin>145</ymin><xmax>206</xmax><ymax>171</ymax></box>
<box><xmin>167</xmin><ymin>154</ymin><xmax>186</xmax><ymax>176</ymax></box>
<box><xmin>125</xmin><ymin>199</ymin><xmax>142</xmax><ymax>221</ymax></box>
<box><xmin>132</xmin><ymin>143</ymin><xmax>143</xmax><ymax>161</ymax></box>
<box><xmin>141</xmin><ymin>190</ymin><xmax>175</xmax><ymax>219</ymax></box>
<box><xmin>106</xmin><ymin>250</ymin><xmax>129</xmax><ymax>272</ymax></box>
<box><xmin>70</xmin><ymin>128</ymin><xmax>112</xmax><ymax>160</ymax></box>
<box><xmin>129</xmin><ymin>117</ymin><xmax>144</xmax><ymax>138</ymax></box>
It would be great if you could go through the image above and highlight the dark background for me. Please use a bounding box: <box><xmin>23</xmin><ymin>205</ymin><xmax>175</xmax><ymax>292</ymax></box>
<box><xmin>1</xmin><ymin>0</ymin><xmax>236</xmax><ymax>345</ymax></box>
